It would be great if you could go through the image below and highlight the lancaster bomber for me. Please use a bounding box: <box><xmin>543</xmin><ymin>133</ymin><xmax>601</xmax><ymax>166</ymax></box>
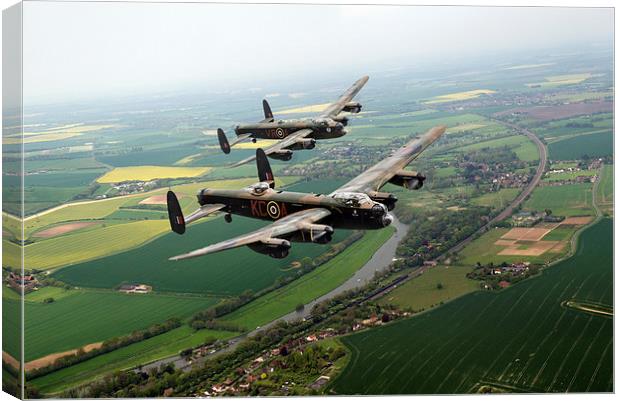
<box><xmin>166</xmin><ymin>125</ymin><xmax>445</xmax><ymax>260</ymax></box>
<box><xmin>217</xmin><ymin>76</ymin><xmax>369</xmax><ymax>167</ymax></box>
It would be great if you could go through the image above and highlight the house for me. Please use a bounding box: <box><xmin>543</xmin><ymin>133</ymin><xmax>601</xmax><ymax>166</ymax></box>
<box><xmin>305</xmin><ymin>334</ymin><xmax>318</xmax><ymax>342</ymax></box>
<box><xmin>7</xmin><ymin>272</ymin><xmax>38</xmax><ymax>291</ymax></box>
<box><xmin>362</xmin><ymin>315</ymin><xmax>378</xmax><ymax>326</ymax></box>
<box><xmin>499</xmin><ymin>281</ymin><xmax>510</xmax><ymax>289</ymax></box>
<box><xmin>211</xmin><ymin>384</ymin><xmax>225</xmax><ymax>394</ymax></box>
<box><xmin>423</xmin><ymin>260</ymin><xmax>438</xmax><ymax>267</ymax></box>
<box><xmin>118</xmin><ymin>283</ymin><xmax>153</xmax><ymax>294</ymax></box>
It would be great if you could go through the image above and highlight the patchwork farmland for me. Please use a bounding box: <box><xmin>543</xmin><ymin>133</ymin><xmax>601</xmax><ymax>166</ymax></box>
<box><xmin>331</xmin><ymin>219</ymin><xmax>613</xmax><ymax>394</ymax></box>
<box><xmin>1</xmin><ymin>50</ymin><xmax>613</xmax><ymax>396</ymax></box>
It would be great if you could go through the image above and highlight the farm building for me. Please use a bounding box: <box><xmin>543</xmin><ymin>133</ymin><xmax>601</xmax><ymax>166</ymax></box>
<box><xmin>7</xmin><ymin>272</ymin><xmax>38</xmax><ymax>291</ymax></box>
<box><xmin>118</xmin><ymin>283</ymin><xmax>152</xmax><ymax>294</ymax></box>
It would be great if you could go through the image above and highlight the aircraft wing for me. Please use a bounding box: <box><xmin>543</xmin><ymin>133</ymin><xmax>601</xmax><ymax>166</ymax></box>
<box><xmin>230</xmin><ymin>128</ymin><xmax>314</xmax><ymax>167</ymax></box>
<box><xmin>334</xmin><ymin>126</ymin><xmax>446</xmax><ymax>194</ymax></box>
<box><xmin>169</xmin><ymin>208</ymin><xmax>332</xmax><ymax>261</ymax></box>
<box><xmin>319</xmin><ymin>76</ymin><xmax>369</xmax><ymax>118</ymax></box>
<box><xmin>229</xmin><ymin>133</ymin><xmax>254</xmax><ymax>147</ymax></box>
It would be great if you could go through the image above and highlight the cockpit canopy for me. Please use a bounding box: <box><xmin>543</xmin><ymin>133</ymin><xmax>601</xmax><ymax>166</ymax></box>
<box><xmin>311</xmin><ymin>118</ymin><xmax>331</xmax><ymax>127</ymax></box>
<box><xmin>248</xmin><ymin>182</ymin><xmax>270</xmax><ymax>196</ymax></box>
<box><xmin>331</xmin><ymin>192</ymin><xmax>374</xmax><ymax>208</ymax></box>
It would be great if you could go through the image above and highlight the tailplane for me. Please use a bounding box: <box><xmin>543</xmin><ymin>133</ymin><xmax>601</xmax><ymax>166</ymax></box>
<box><xmin>167</xmin><ymin>191</ymin><xmax>186</xmax><ymax>234</ymax></box>
<box><xmin>256</xmin><ymin>148</ymin><xmax>275</xmax><ymax>188</ymax></box>
<box><xmin>217</xmin><ymin>128</ymin><xmax>231</xmax><ymax>154</ymax></box>
<box><xmin>262</xmin><ymin>99</ymin><xmax>274</xmax><ymax>122</ymax></box>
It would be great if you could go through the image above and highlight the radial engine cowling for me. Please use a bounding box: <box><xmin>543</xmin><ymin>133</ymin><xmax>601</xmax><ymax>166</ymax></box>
<box><xmin>342</xmin><ymin>102</ymin><xmax>362</xmax><ymax>113</ymax></box>
<box><xmin>248</xmin><ymin>238</ymin><xmax>291</xmax><ymax>259</ymax></box>
<box><xmin>288</xmin><ymin>138</ymin><xmax>316</xmax><ymax>150</ymax></box>
<box><xmin>267</xmin><ymin>149</ymin><xmax>294</xmax><ymax>161</ymax></box>
<box><xmin>368</xmin><ymin>191</ymin><xmax>398</xmax><ymax>211</ymax></box>
<box><xmin>331</xmin><ymin>115</ymin><xmax>349</xmax><ymax>126</ymax></box>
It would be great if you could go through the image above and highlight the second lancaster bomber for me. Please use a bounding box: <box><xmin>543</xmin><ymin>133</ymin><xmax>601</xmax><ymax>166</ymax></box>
<box><xmin>167</xmin><ymin>126</ymin><xmax>445</xmax><ymax>260</ymax></box>
<box><xmin>217</xmin><ymin>76</ymin><xmax>369</xmax><ymax>167</ymax></box>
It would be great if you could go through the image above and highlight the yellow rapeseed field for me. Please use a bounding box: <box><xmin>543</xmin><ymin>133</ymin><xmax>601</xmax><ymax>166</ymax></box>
<box><xmin>3</xmin><ymin>124</ymin><xmax>120</xmax><ymax>145</ymax></box>
<box><xmin>97</xmin><ymin>166</ymin><xmax>211</xmax><ymax>183</ymax></box>
<box><xmin>276</xmin><ymin>103</ymin><xmax>331</xmax><ymax>114</ymax></box>
<box><xmin>526</xmin><ymin>73</ymin><xmax>592</xmax><ymax>88</ymax></box>
<box><xmin>424</xmin><ymin>89</ymin><xmax>496</xmax><ymax>104</ymax></box>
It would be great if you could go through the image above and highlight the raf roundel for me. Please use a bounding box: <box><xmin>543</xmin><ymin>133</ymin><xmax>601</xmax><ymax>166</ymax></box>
<box><xmin>266</xmin><ymin>201</ymin><xmax>281</xmax><ymax>219</ymax></box>
<box><xmin>275</xmin><ymin>127</ymin><xmax>285</xmax><ymax>138</ymax></box>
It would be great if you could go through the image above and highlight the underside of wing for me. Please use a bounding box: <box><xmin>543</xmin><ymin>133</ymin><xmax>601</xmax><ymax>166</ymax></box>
<box><xmin>335</xmin><ymin>126</ymin><xmax>446</xmax><ymax>194</ymax></box>
<box><xmin>169</xmin><ymin>208</ymin><xmax>332</xmax><ymax>261</ymax></box>
<box><xmin>229</xmin><ymin>128</ymin><xmax>314</xmax><ymax>167</ymax></box>
<box><xmin>229</xmin><ymin>133</ymin><xmax>253</xmax><ymax>147</ymax></box>
<box><xmin>320</xmin><ymin>76</ymin><xmax>369</xmax><ymax>118</ymax></box>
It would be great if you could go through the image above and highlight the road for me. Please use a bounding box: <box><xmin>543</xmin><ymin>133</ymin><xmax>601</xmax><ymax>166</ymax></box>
<box><xmin>138</xmin><ymin>121</ymin><xmax>547</xmax><ymax>373</ymax></box>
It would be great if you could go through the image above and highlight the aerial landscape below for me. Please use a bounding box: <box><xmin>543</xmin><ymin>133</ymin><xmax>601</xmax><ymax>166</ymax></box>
<box><xmin>1</xmin><ymin>2</ymin><xmax>614</xmax><ymax>398</ymax></box>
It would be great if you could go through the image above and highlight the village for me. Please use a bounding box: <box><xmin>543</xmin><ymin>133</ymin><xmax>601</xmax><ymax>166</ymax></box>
<box><xmin>189</xmin><ymin>307</ymin><xmax>409</xmax><ymax>397</ymax></box>
<box><xmin>466</xmin><ymin>261</ymin><xmax>538</xmax><ymax>290</ymax></box>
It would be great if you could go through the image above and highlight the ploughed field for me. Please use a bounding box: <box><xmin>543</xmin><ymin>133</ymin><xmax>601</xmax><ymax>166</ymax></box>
<box><xmin>331</xmin><ymin>218</ymin><xmax>612</xmax><ymax>394</ymax></box>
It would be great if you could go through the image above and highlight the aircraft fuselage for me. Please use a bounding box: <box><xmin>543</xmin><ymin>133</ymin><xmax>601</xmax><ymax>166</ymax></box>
<box><xmin>234</xmin><ymin>119</ymin><xmax>346</xmax><ymax>140</ymax></box>
<box><xmin>197</xmin><ymin>187</ymin><xmax>393</xmax><ymax>230</ymax></box>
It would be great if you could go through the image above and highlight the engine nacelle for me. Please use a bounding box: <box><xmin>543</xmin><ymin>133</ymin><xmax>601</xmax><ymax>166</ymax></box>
<box><xmin>247</xmin><ymin>238</ymin><xmax>291</xmax><ymax>259</ymax></box>
<box><xmin>267</xmin><ymin>149</ymin><xmax>294</xmax><ymax>161</ymax></box>
<box><xmin>367</xmin><ymin>191</ymin><xmax>398</xmax><ymax>211</ymax></box>
<box><xmin>389</xmin><ymin>170</ymin><xmax>426</xmax><ymax>190</ymax></box>
<box><xmin>288</xmin><ymin>138</ymin><xmax>316</xmax><ymax>151</ymax></box>
<box><xmin>331</xmin><ymin>115</ymin><xmax>349</xmax><ymax>126</ymax></box>
<box><xmin>342</xmin><ymin>102</ymin><xmax>362</xmax><ymax>113</ymax></box>
<box><xmin>290</xmin><ymin>224</ymin><xmax>334</xmax><ymax>244</ymax></box>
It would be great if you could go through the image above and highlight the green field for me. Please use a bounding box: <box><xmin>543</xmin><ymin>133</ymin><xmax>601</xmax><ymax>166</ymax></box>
<box><xmin>457</xmin><ymin>135</ymin><xmax>539</xmax><ymax>162</ymax></box>
<box><xmin>542</xmin><ymin>227</ymin><xmax>577</xmax><ymax>241</ymax></box>
<box><xmin>471</xmin><ymin>188</ymin><xmax>520</xmax><ymax>210</ymax></box>
<box><xmin>24</xmin><ymin>286</ymin><xmax>75</xmax><ymax>303</ymax></box>
<box><xmin>548</xmin><ymin>131</ymin><xmax>613</xmax><ymax>161</ymax></box>
<box><xmin>350</xmin><ymin>114</ymin><xmax>487</xmax><ymax>139</ymax></box>
<box><xmin>30</xmin><ymin>326</ymin><xmax>237</xmax><ymax>394</ymax></box>
<box><xmin>523</xmin><ymin>183</ymin><xmax>594</xmax><ymax>217</ymax></box>
<box><xmin>379</xmin><ymin>266</ymin><xmax>479</xmax><ymax>312</ymax></box>
<box><xmin>18</xmin><ymin>290</ymin><xmax>219</xmax><ymax>361</ymax></box>
<box><xmin>331</xmin><ymin>219</ymin><xmax>613</xmax><ymax>394</ymax></box>
<box><xmin>434</xmin><ymin>166</ymin><xmax>458</xmax><ymax>178</ymax></box>
<box><xmin>223</xmin><ymin>227</ymin><xmax>395</xmax><ymax>330</ymax></box>
<box><xmin>104</xmin><ymin>208</ymin><xmax>167</xmax><ymax>220</ymax></box>
<box><xmin>25</xmin><ymin>220</ymin><xmax>170</xmax><ymax>270</ymax></box>
<box><xmin>597</xmin><ymin>164</ymin><xmax>613</xmax><ymax>214</ymax></box>
<box><xmin>2</xmin><ymin>296</ymin><xmax>21</xmax><ymax>363</ymax></box>
<box><xmin>52</xmin><ymin>216</ymin><xmax>351</xmax><ymax>296</ymax></box>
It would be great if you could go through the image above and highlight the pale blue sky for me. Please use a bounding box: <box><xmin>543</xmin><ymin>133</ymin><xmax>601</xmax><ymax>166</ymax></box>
<box><xmin>23</xmin><ymin>2</ymin><xmax>613</xmax><ymax>103</ymax></box>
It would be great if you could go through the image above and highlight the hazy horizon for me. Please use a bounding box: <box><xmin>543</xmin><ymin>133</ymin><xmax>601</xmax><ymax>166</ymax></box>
<box><xmin>22</xmin><ymin>2</ymin><xmax>613</xmax><ymax>105</ymax></box>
